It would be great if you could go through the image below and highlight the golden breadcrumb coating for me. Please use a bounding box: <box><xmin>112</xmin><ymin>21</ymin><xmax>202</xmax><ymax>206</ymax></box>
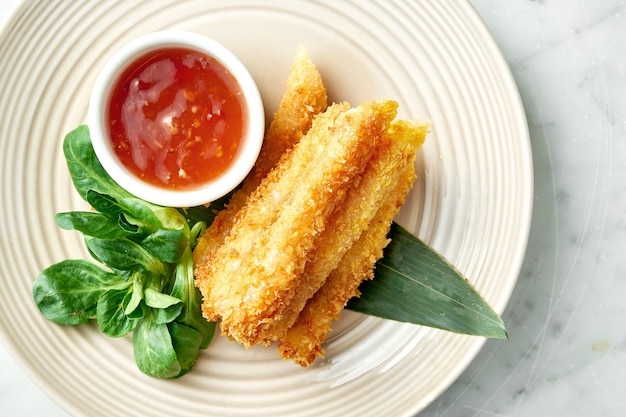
<box><xmin>196</xmin><ymin>100</ymin><xmax>398</xmax><ymax>347</ymax></box>
<box><xmin>278</xmin><ymin>120</ymin><xmax>429</xmax><ymax>366</ymax></box>
<box><xmin>192</xmin><ymin>47</ymin><xmax>430</xmax><ymax>364</ymax></box>
<box><xmin>193</xmin><ymin>45</ymin><xmax>327</xmax><ymax>268</ymax></box>
<box><xmin>272</xmin><ymin>120</ymin><xmax>429</xmax><ymax>347</ymax></box>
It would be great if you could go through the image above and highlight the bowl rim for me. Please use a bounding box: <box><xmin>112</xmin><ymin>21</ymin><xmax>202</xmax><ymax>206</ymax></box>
<box><xmin>88</xmin><ymin>30</ymin><xmax>265</xmax><ymax>207</ymax></box>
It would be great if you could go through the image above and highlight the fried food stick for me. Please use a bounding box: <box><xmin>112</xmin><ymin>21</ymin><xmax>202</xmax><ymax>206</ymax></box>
<box><xmin>193</xmin><ymin>45</ymin><xmax>327</xmax><ymax>268</ymax></box>
<box><xmin>272</xmin><ymin>120</ymin><xmax>428</xmax><ymax>342</ymax></box>
<box><xmin>196</xmin><ymin>100</ymin><xmax>399</xmax><ymax>347</ymax></box>
<box><xmin>278</xmin><ymin>120</ymin><xmax>429</xmax><ymax>366</ymax></box>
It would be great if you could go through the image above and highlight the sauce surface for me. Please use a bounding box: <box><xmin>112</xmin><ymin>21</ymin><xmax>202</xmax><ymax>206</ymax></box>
<box><xmin>108</xmin><ymin>47</ymin><xmax>245</xmax><ymax>189</ymax></box>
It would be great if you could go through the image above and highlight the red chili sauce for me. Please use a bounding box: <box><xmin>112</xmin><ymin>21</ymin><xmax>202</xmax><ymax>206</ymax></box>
<box><xmin>107</xmin><ymin>47</ymin><xmax>245</xmax><ymax>190</ymax></box>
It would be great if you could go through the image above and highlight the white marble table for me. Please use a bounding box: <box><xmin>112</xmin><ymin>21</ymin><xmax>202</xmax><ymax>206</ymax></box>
<box><xmin>1</xmin><ymin>1</ymin><xmax>625</xmax><ymax>416</ymax></box>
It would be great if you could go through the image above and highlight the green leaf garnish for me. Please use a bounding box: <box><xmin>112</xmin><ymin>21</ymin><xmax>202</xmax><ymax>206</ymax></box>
<box><xmin>33</xmin><ymin>259</ymin><xmax>124</xmax><ymax>325</ymax></box>
<box><xmin>62</xmin><ymin>125</ymin><xmax>131</xmax><ymax>202</ymax></box>
<box><xmin>97</xmin><ymin>287</ymin><xmax>138</xmax><ymax>337</ymax></box>
<box><xmin>33</xmin><ymin>125</ymin><xmax>215</xmax><ymax>379</ymax></box>
<box><xmin>133</xmin><ymin>311</ymin><xmax>181</xmax><ymax>379</ymax></box>
<box><xmin>348</xmin><ymin>222</ymin><xmax>507</xmax><ymax>339</ymax></box>
<box><xmin>55</xmin><ymin>211</ymin><xmax>130</xmax><ymax>240</ymax></box>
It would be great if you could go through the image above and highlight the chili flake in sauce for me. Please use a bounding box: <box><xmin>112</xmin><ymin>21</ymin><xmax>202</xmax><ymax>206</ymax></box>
<box><xmin>107</xmin><ymin>47</ymin><xmax>245</xmax><ymax>189</ymax></box>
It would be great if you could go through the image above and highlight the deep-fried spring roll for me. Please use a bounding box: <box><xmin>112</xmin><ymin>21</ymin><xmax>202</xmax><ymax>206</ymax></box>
<box><xmin>193</xmin><ymin>45</ymin><xmax>327</xmax><ymax>268</ymax></box>
<box><xmin>197</xmin><ymin>100</ymin><xmax>398</xmax><ymax>347</ymax></box>
<box><xmin>278</xmin><ymin>120</ymin><xmax>428</xmax><ymax>366</ymax></box>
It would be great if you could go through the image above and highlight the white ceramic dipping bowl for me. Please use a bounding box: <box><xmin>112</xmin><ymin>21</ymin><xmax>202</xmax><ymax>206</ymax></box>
<box><xmin>88</xmin><ymin>30</ymin><xmax>264</xmax><ymax>207</ymax></box>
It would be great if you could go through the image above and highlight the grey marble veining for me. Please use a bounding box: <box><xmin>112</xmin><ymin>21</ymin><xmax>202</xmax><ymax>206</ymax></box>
<box><xmin>422</xmin><ymin>1</ymin><xmax>626</xmax><ymax>416</ymax></box>
<box><xmin>1</xmin><ymin>1</ymin><xmax>625</xmax><ymax>416</ymax></box>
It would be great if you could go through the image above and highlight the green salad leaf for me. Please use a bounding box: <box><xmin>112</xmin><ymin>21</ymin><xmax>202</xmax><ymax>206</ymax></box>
<box><xmin>33</xmin><ymin>124</ymin><xmax>506</xmax><ymax>379</ymax></box>
<box><xmin>33</xmin><ymin>259</ymin><xmax>124</xmax><ymax>325</ymax></box>
<box><xmin>132</xmin><ymin>310</ymin><xmax>182</xmax><ymax>379</ymax></box>
<box><xmin>55</xmin><ymin>211</ymin><xmax>129</xmax><ymax>240</ymax></box>
<box><xmin>32</xmin><ymin>125</ymin><xmax>215</xmax><ymax>379</ymax></box>
<box><xmin>97</xmin><ymin>287</ymin><xmax>138</xmax><ymax>337</ymax></box>
<box><xmin>62</xmin><ymin>125</ymin><xmax>130</xmax><ymax>201</ymax></box>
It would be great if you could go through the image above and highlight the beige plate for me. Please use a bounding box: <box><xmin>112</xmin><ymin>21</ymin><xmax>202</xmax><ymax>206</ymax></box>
<box><xmin>0</xmin><ymin>1</ymin><xmax>532</xmax><ymax>416</ymax></box>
